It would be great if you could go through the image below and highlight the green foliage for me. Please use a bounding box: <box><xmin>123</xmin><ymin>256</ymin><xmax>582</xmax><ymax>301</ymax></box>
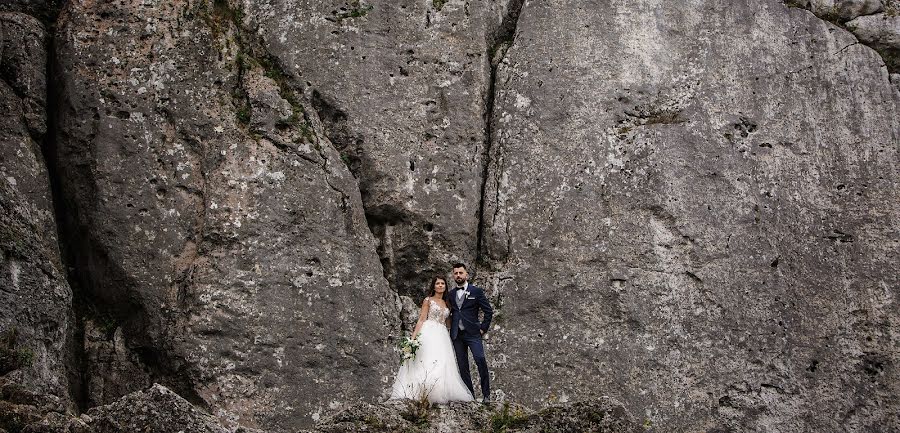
<box><xmin>17</xmin><ymin>347</ymin><xmax>34</xmax><ymax>367</ymax></box>
<box><xmin>643</xmin><ymin>110</ymin><xmax>683</xmax><ymax>126</ymax></box>
<box><xmin>328</xmin><ymin>1</ymin><xmax>374</xmax><ymax>22</ymax></box>
<box><xmin>75</xmin><ymin>295</ymin><xmax>122</xmax><ymax>338</ymax></box>
<box><xmin>489</xmin><ymin>403</ymin><xmax>529</xmax><ymax>433</ymax></box>
<box><xmin>195</xmin><ymin>0</ymin><xmax>318</xmax><ymax>137</ymax></box>
<box><xmin>819</xmin><ymin>5</ymin><xmax>842</xmax><ymax>23</ymax></box>
<box><xmin>235</xmin><ymin>105</ymin><xmax>251</xmax><ymax>125</ymax></box>
<box><xmin>248</xmin><ymin>55</ymin><xmax>316</xmax><ymax>139</ymax></box>
<box><xmin>0</xmin><ymin>223</ymin><xmax>28</xmax><ymax>259</ymax></box>
<box><xmin>0</xmin><ymin>329</ymin><xmax>34</xmax><ymax>374</ymax></box>
<box><xmin>433</xmin><ymin>0</ymin><xmax>449</xmax><ymax>11</ymax></box>
<box><xmin>362</xmin><ymin>415</ymin><xmax>386</xmax><ymax>428</ymax></box>
<box><xmin>213</xmin><ymin>0</ymin><xmax>245</xmax><ymax>26</ymax></box>
<box><xmin>887</xmin><ymin>1</ymin><xmax>899</xmax><ymax>17</ymax></box>
<box><xmin>195</xmin><ymin>0</ymin><xmax>245</xmax><ymax>35</ymax></box>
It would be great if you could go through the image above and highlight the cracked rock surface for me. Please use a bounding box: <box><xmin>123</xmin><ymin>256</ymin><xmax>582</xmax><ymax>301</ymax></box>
<box><xmin>0</xmin><ymin>10</ymin><xmax>74</xmax><ymax>410</ymax></box>
<box><xmin>53</xmin><ymin>1</ymin><xmax>399</xmax><ymax>430</ymax></box>
<box><xmin>238</xmin><ymin>0</ymin><xmax>523</xmax><ymax>297</ymax></box>
<box><xmin>0</xmin><ymin>0</ymin><xmax>898</xmax><ymax>432</ymax></box>
<box><xmin>479</xmin><ymin>1</ymin><xmax>899</xmax><ymax>431</ymax></box>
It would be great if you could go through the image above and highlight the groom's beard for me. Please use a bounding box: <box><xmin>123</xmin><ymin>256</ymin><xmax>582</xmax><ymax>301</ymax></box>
<box><xmin>454</xmin><ymin>279</ymin><xmax>465</xmax><ymax>286</ymax></box>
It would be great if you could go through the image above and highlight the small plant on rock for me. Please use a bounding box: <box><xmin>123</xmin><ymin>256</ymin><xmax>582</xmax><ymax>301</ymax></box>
<box><xmin>399</xmin><ymin>376</ymin><xmax>437</xmax><ymax>429</ymax></box>
<box><xmin>489</xmin><ymin>402</ymin><xmax>529</xmax><ymax>433</ymax></box>
<box><xmin>401</xmin><ymin>392</ymin><xmax>431</xmax><ymax>428</ymax></box>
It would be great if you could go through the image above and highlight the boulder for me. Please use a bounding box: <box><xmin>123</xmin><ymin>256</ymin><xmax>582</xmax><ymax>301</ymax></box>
<box><xmin>846</xmin><ymin>12</ymin><xmax>900</xmax><ymax>70</ymax></box>
<box><xmin>312</xmin><ymin>397</ymin><xmax>640</xmax><ymax>433</ymax></box>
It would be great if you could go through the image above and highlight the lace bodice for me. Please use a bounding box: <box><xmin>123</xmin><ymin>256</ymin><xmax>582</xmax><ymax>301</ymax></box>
<box><xmin>426</xmin><ymin>298</ymin><xmax>450</xmax><ymax>323</ymax></box>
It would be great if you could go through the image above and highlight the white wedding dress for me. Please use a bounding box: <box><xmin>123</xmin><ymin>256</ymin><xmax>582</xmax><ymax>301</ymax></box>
<box><xmin>389</xmin><ymin>298</ymin><xmax>474</xmax><ymax>403</ymax></box>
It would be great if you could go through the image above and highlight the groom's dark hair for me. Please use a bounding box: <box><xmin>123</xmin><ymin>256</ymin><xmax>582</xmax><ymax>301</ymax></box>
<box><xmin>452</xmin><ymin>262</ymin><xmax>467</xmax><ymax>270</ymax></box>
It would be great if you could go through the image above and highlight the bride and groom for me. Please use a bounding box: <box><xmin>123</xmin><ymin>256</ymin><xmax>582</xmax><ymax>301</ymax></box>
<box><xmin>389</xmin><ymin>263</ymin><xmax>494</xmax><ymax>404</ymax></box>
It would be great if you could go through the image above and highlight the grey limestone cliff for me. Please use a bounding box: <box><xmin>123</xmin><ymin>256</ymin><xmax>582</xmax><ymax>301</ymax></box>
<box><xmin>0</xmin><ymin>0</ymin><xmax>897</xmax><ymax>432</ymax></box>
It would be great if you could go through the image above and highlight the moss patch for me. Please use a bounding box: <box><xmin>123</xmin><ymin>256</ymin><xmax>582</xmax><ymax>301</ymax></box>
<box><xmin>326</xmin><ymin>1</ymin><xmax>374</xmax><ymax>22</ymax></box>
<box><xmin>0</xmin><ymin>329</ymin><xmax>35</xmax><ymax>375</ymax></box>
<box><xmin>433</xmin><ymin>0</ymin><xmax>450</xmax><ymax>11</ymax></box>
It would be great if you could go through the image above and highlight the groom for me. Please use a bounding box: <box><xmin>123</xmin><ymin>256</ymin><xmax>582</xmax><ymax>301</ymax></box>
<box><xmin>448</xmin><ymin>263</ymin><xmax>494</xmax><ymax>403</ymax></box>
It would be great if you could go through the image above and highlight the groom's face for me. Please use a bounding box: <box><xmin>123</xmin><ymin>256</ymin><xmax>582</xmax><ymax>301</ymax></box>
<box><xmin>452</xmin><ymin>267</ymin><xmax>468</xmax><ymax>286</ymax></box>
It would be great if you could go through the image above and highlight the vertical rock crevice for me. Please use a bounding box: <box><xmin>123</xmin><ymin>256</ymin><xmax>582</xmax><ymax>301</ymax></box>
<box><xmin>0</xmin><ymin>3</ymin><xmax>84</xmax><ymax>413</ymax></box>
<box><xmin>475</xmin><ymin>0</ymin><xmax>526</xmax><ymax>274</ymax></box>
<box><xmin>41</xmin><ymin>14</ymin><xmax>86</xmax><ymax>412</ymax></box>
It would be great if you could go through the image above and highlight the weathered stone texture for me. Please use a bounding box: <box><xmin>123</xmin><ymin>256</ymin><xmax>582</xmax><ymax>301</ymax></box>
<box><xmin>81</xmin><ymin>320</ymin><xmax>152</xmax><ymax>408</ymax></box>
<box><xmin>54</xmin><ymin>0</ymin><xmax>399</xmax><ymax>430</ymax></box>
<box><xmin>1</xmin><ymin>0</ymin><xmax>897</xmax><ymax>432</ymax></box>
<box><xmin>787</xmin><ymin>0</ymin><xmax>884</xmax><ymax>21</ymax></box>
<box><xmin>846</xmin><ymin>11</ymin><xmax>900</xmax><ymax>70</ymax></box>
<box><xmin>0</xmin><ymin>0</ymin><xmax>61</xmax><ymax>25</ymax></box>
<box><xmin>0</xmin><ymin>11</ymin><xmax>73</xmax><ymax>408</ymax></box>
<box><xmin>238</xmin><ymin>0</ymin><xmax>520</xmax><ymax>297</ymax></box>
<box><xmin>788</xmin><ymin>0</ymin><xmax>900</xmax><ymax>71</ymax></box>
<box><xmin>480</xmin><ymin>0</ymin><xmax>899</xmax><ymax>431</ymax></box>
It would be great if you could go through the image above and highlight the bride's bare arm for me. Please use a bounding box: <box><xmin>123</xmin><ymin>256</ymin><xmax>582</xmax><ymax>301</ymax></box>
<box><xmin>410</xmin><ymin>299</ymin><xmax>430</xmax><ymax>340</ymax></box>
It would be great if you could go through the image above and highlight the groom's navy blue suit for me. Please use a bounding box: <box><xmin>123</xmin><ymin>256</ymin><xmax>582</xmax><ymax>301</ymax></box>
<box><xmin>449</xmin><ymin>283</ymin><xmax>493</xmax><ymax>400</ymax></box>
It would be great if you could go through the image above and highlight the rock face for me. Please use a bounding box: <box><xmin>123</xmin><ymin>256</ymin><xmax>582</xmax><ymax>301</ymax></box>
<box><xmin>0</xmin><ymin>0</ymin><xmax>897</xmax><ymax>432</ymax></box>
<box><xmin>238</xmin><ymin>0</ymin><xmax>522</xmax><ymax>297</ymax></box>
<box><xmin>0</xmin><ymin>11</ymin><xmax>74</xmax><ymax>408</ymax></box>
<box><xmin>479</xmin><ymin>1</ymin><xmax>899</xmax><ymax>431</ymax></box>
<box><xmin>54</xmin><ymin>0</ymin><xmax>399</xmax><ymax>430</ymax></box>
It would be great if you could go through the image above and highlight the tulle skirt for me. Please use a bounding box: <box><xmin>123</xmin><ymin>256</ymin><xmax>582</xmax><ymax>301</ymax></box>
<box><xmin>389</xmin><ymin>321</ymin><xmax>474</xmax><ymax>403</ymax></box>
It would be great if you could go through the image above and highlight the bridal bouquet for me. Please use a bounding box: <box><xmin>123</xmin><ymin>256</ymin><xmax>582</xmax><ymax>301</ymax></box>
<box><xmin>398</xmin><ymin>336</ymin><xmax>420</xmax><ymax>361</ymax></box>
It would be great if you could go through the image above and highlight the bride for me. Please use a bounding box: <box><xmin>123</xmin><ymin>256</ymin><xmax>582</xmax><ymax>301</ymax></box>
<box><xmin>389</xmin><ymin>276</ymin><xmax>474</xmax><ymax>403</ymax></box>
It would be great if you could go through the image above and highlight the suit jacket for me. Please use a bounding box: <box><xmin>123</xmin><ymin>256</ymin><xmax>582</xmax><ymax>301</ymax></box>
<box><xmin>449</xmin><ymin>284</ymin><xmax>493</xmax><ymax>340</ymax></box>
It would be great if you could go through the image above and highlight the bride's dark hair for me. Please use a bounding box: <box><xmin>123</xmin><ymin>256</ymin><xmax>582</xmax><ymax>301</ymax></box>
<box><xmin>427</xmin><ymin>275</ymin><xmax>449</xmax><ymax>304</ymax></box>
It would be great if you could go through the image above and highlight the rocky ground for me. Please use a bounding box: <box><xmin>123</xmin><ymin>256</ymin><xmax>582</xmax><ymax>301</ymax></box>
<box><xmin>1</xmin><ymin>380</ymin><xmax>640</xmax><ymax>433</ymax></box>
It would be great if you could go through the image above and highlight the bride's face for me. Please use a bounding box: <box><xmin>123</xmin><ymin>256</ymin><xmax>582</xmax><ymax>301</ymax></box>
<box><xmin>433</xmin><ymin>279</ymin><xmax>446</xmax><ymax>294</ymax></box>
